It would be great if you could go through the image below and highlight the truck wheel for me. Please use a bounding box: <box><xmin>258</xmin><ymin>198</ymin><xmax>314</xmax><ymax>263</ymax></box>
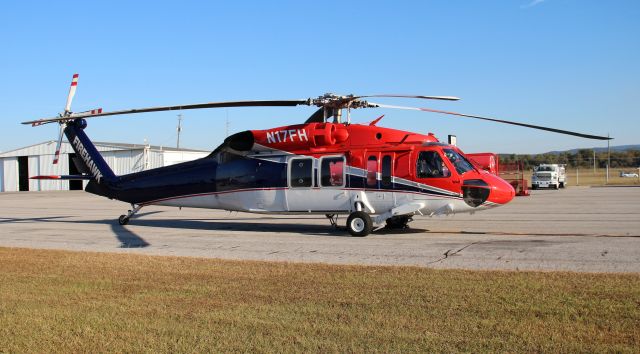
<box><xmin>347</xmin><ymin>211</ymin><xmax>373</xmax><ymax>237</ymax></box>
<box><xmin>554</xmin><ymin>184</ymin><xmax>559</xmax><ymax>190</ymax></box>
<box><xmin>560</xmin><ymin>182</ymin><xmax>565</xmax><ymax>188</ymax></box>
<box><xmin>532</xmin><ymin>185</ymin><xmax>538</xmax><ymax>190</ymax></box>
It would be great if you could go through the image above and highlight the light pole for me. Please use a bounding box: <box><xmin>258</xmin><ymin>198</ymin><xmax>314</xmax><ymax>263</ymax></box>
<box><xmin>177</xmin><ymin>114</ymin><xmax>183</xmax><ymax>149</ymax></box>
<box><xmin>606</xmin><ymin>133</ymin><xmax>610</xmax><ymax>184</ymax></box>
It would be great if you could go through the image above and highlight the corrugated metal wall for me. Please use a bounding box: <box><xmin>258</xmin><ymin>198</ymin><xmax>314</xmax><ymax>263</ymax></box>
<box><xmin>148</xmin><ymin>150</ymin><xmax>164</xmax><ymax>169</ymax></box>
<box><xmin>0</xmin><ymin>141</ymin><xmax>130</xmax><ymax>158</ymax></box>
<box><xmin>37</xmin><ymin>153</ymin><xmax>70</xmax><ymax>191</ymax></box>
<box><xmin>163</xmin><ymin>151</ymin><xmax>209</xmax><ymax>166</ymax></box>
<box><xmin>103</xmin><ymin>150</ymin><xmax>145</xmax><ymax>175</ymax></box>
<box><xmin>1</xmin><ymin>142</ymin><xmax>209</xmax><ymax>192</ymax></box>
<box><xmin>3</xmin><ymin>158</ymin><xmax>18</xmax><ymax>192</ymax></box>
<box><xmin>28</xmin><ymin>156</ymin><xmax>40</xmax><ymax>191</ymax></box>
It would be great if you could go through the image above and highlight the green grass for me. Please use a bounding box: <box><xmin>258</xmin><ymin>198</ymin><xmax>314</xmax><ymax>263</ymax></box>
<box><xmin>1</xmin><ymin>247</ymin><xmax>638</xmax><ymax>353</ymax></box>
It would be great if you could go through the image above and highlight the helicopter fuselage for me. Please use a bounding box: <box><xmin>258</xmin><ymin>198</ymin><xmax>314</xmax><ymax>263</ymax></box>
<box><xmin>78</xmin><ymin>121</ymin><xmax>515</xmax><ymax>219</ymax></box>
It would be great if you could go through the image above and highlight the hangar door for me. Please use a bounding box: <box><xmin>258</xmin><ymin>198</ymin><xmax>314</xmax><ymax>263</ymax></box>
<box><xmin>68</xmin><ymin>154</ymin><xmax>83</xmax><ymax>190</ymax></box>
<box><xmin>18</xmin><ymin>156</ymin><xmax>29</xmax><ymax>191</ymax></box>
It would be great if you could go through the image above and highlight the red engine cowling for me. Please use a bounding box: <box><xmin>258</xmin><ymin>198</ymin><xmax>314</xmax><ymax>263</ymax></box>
<box><xmin>252</xmin><ymin>123</ymin><xmax>349</xmax><ymax>151</ymax></box>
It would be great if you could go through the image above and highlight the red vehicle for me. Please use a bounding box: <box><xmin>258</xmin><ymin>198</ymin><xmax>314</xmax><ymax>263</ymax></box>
<box><xmin>23</xmin><ymin>76</ymin><xmax>610</xmax><ymax>236</ymax></box>
<box><xmin>466</xmin><ymin>153</ymin><xmax>499</xmax><ymax>175</ymax></box>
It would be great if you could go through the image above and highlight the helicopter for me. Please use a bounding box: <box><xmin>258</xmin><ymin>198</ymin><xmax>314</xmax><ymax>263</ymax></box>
<box><xmin>23</xmin><ymin>75</ymin><xmax>612</xmax><ymax>236</ymax></box>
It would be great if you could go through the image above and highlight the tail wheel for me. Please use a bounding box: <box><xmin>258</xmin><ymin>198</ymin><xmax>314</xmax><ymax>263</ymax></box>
<box><xmin>118</xmin><ymin>215</ymin><xmax>129</xmax><ymax>225</ymax></box>
<box><xmin>347</xmin><ymin>211</ymin><xmax>373</xmax><ymax>237</ymax></box>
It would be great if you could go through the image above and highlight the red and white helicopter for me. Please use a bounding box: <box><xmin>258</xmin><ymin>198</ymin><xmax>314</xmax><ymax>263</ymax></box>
<box><xmin>23</xmin><ymin>75</ymin><xmax>611</xmax><ymax>236</ymax></box>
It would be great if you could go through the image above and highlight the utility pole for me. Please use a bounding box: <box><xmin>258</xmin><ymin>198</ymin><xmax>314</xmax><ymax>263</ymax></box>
<box><xmin>176</xmin><ymin>114</ymin><xmax>183</xmax><ymax>149</ymax></box>
<box><xmin>606</xmin><ymin>133</ymin><xmax>610</xmax><ymax>184</ymax></box>
<box><xmin>593</xmin><ymin>149</ymin><xmax>596</xmax><ymax>174</ymax></box>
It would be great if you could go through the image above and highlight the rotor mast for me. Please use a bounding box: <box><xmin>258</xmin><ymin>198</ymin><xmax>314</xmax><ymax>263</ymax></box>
<box><xmin>310</xmin><ymin>93</ymin><xmax>374</xmax><ymax>124</ymax></box>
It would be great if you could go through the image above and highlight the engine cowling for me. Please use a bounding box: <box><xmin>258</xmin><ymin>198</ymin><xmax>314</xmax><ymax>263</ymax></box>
<box><xmin>251</xmin><ymin>123</ymin><xmax>349</xmax><ymax>151</ymax></box>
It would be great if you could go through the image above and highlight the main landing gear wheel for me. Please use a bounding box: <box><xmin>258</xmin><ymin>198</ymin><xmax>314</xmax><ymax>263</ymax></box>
<box><xmin>347</xmin><ymin>211</ymin><xmax>372</xmax><ymax>237</ymax></box>
<box><xmin>118</xmin><ymin>215</ymin><xmax>129</xmax><ymax>225</ymax></box>
<box><xmin>385</xmin><ymin>215</ymin><xmax>412</xmax><ymax>229</ymax></box>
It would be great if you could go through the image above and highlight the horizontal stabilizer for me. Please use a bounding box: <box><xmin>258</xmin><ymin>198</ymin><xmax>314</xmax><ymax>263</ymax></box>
<box><xmin>30</xmin><ymin>175</ymin><xmax>92</xmax><ymax>180</ymax></box>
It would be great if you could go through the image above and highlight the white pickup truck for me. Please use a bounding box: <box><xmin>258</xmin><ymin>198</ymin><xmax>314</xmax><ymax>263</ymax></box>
<box><xmin>620</xmin><ymin>171</ymin><xmax>639</xmax><ymax>178</ymax></box>
<box><xmin>531</xmin><ymin>164</ymin><xmax>566</xmax><ymax>190</ymax></box>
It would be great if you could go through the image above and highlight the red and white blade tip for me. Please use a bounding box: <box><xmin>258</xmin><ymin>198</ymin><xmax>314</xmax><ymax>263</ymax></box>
<box><xmin>64</xmin><ymin>74</ymin><xmax>79</xmax><ymax>113</ymax></box>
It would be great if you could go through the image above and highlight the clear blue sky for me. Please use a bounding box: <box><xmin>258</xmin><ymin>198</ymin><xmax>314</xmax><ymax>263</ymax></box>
<box><xmin>1</xmin><ymin>0</ymin><xmax>638</xmax><ymax>154</ymax></box>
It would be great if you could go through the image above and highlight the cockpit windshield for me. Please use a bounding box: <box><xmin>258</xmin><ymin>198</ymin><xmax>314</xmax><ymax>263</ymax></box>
<box><xmin>443</xmin><ymin>149</ymin><xmax>475</xmax><ymax>175</ymax></box>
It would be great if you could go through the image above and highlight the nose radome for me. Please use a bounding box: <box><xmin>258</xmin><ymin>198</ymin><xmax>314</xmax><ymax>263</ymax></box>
<box><xmin>485</xmin><ymin>174</ymin><xmax>515</xmax><ymax>205</ymax></box>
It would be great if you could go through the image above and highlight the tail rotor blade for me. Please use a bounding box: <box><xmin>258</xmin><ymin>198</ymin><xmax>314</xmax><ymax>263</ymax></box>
<box><xmin>52</xmin><ymin>124</ymin><xmax>64</xmax><ymax>164</ymax></box>
<box><xmin>64</xmin><ymin>74</ymin><xmax>79</xmax><ymax>114</ymax></box>
<box><xmin>372</xmin><ymin>103</ymin><xmax>613</xmax><ymax>141</ymax></box>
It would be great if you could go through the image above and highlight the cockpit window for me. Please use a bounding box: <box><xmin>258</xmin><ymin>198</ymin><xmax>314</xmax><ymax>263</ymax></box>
<box><xmin>443</xmin><ymin>149</ymin><xmax>474</xmax><ymax>175</ymax></box>
<box><xmin>417</xmin><ymin>151</ymin><xmax>451</xmax><ymax>178</ymax></box>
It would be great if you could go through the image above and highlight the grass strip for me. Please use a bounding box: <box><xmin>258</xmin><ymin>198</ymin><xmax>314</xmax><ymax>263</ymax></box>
<box><xmin>0</xmin><ymin>247</ymin><xmax>638</xmax><ymax>353</ymax></box>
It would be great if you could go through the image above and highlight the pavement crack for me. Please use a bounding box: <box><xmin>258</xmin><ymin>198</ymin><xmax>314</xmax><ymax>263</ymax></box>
<box><xmin>427</xmin><ymin>241</ymin><xmax>482</xmax><ymax>265</ymax></box>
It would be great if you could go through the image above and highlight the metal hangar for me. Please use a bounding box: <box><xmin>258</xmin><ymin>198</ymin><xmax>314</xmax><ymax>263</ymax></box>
<box><xmin>0</xmin><ymin>141</ymin><xmax>208</xmax><ymax>192</ymax></box>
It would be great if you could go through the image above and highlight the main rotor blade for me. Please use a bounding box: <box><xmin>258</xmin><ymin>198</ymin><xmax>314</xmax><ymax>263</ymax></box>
<box><xmin>356</xmin><ymin>94</ymin><xmax>460</xmax><ymax>101</ymax></box>
<box><xmin>373</xmin><ymin>103</ymin><xmax>612</xmax><ymax>141</ymax></box>
<box><xmin>23</xmin><ymin>100</ymin><xmax>308</xmax><ymax>126</ymax></box>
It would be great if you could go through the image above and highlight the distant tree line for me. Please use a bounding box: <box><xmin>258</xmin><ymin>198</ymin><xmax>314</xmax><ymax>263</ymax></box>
<box><xmin>499</xmin><ymin>149</ymin><xmax>640</xmax><ymax>169</ymax></box>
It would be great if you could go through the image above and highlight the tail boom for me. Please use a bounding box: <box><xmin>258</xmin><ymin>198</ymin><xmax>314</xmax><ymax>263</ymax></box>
<box><xmin>63</xmin><ymin>119</ymin><xmax>116</xmax><ymax>184</ymax></box>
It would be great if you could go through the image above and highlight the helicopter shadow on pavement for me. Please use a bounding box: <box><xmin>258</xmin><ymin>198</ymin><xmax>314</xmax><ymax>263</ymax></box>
<box><xmin>103</xmin><ymin>211</ymin><xmax>161</xmax><ymax>248</ymax></box>
<box><xmin>121</xmin><ymin>218</ymin><xmax>350</xmax><ymax>237</ymax></box>
<box><xmin>113</xmin><ymin>217</ymin><xmax>430</xmax><ymax>237</ymax></box>
<box><xmin>0</xmin><ymin>214</ymin><xmax>152</xmax><ymax>248</ymax></box>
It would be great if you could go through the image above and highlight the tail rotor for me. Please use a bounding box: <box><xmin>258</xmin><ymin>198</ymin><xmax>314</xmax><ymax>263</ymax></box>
<box><xmin>51</xmin><ymin>74</ymin><xmax>102</xmax><ymax>164</ymax></box>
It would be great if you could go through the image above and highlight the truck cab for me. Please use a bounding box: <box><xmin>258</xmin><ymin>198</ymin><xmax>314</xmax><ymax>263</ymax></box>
<box><xmin>531</xmin><ymin>164</ymin><xmax>566</xmax><ymax>190</ymax></box>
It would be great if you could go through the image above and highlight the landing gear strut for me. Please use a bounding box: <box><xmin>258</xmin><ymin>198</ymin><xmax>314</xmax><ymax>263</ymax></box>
<box><xmin>325</xmin><ymin>214</ymin><xmax>339</xmax><ymax>228</ymax></box>
<box><xmin>118</xmin><ymin>204</ymin><xmax>142</xmax><ymax>225</ymax></box>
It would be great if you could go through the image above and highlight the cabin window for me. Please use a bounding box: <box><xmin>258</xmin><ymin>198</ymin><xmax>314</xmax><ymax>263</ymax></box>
<box><xmin>382</xmin><ymin>155</ymin><xmax>392</xmax><ymax>187</ymax></box>
<box><xmin>443</xmin><ymin>149</ymin><xmax>474</xmax><ymax>175</ymax></box>
<box><xmin>417</xmin><ymin>151</ymin><xmax>451</xmax><ymax>178</ymax></box>
<box><xmin>290</xmin><ymin>158</ymin><xmax>313</xmax><ymax>187</ymax></box>
<box><xmin>366</xmin><ymin>156</ymin><xmax>378</xmax><ymax>187</ymax></box>
<box><xmin>320</xmin><ymin>156</ymin><xmax>345</xmax><ymax>187</ymax></box>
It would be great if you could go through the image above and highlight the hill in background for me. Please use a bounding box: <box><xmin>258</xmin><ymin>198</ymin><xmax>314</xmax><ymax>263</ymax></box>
<box><xmin>545</xmin><ymin>144</ymin><xmax>640</xmax><ymax>155</ymax></box>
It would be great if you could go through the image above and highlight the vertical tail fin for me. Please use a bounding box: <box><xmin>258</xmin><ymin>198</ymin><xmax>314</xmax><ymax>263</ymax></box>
<box><xmin>63</xmin><ymin>119</ymin><xmax>116</xmax><ymax>184</ymax></box>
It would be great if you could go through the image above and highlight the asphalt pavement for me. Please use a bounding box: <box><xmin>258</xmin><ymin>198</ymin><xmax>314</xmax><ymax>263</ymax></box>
<box><xmin>0</xmin><ymin>186</ymin><xmax>638</xmax><ymax>272</ymax></box>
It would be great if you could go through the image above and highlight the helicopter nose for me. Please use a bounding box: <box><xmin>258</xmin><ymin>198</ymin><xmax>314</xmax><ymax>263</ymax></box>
<box><xmin>462</xmin><ymin>174</ymin><xmax>515</xmax><ymax>208</ymax></box>
<box><xmin>484</xmin><ymin>174</ymin><xmax>515</xmax><ymax>205</ymax></box>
